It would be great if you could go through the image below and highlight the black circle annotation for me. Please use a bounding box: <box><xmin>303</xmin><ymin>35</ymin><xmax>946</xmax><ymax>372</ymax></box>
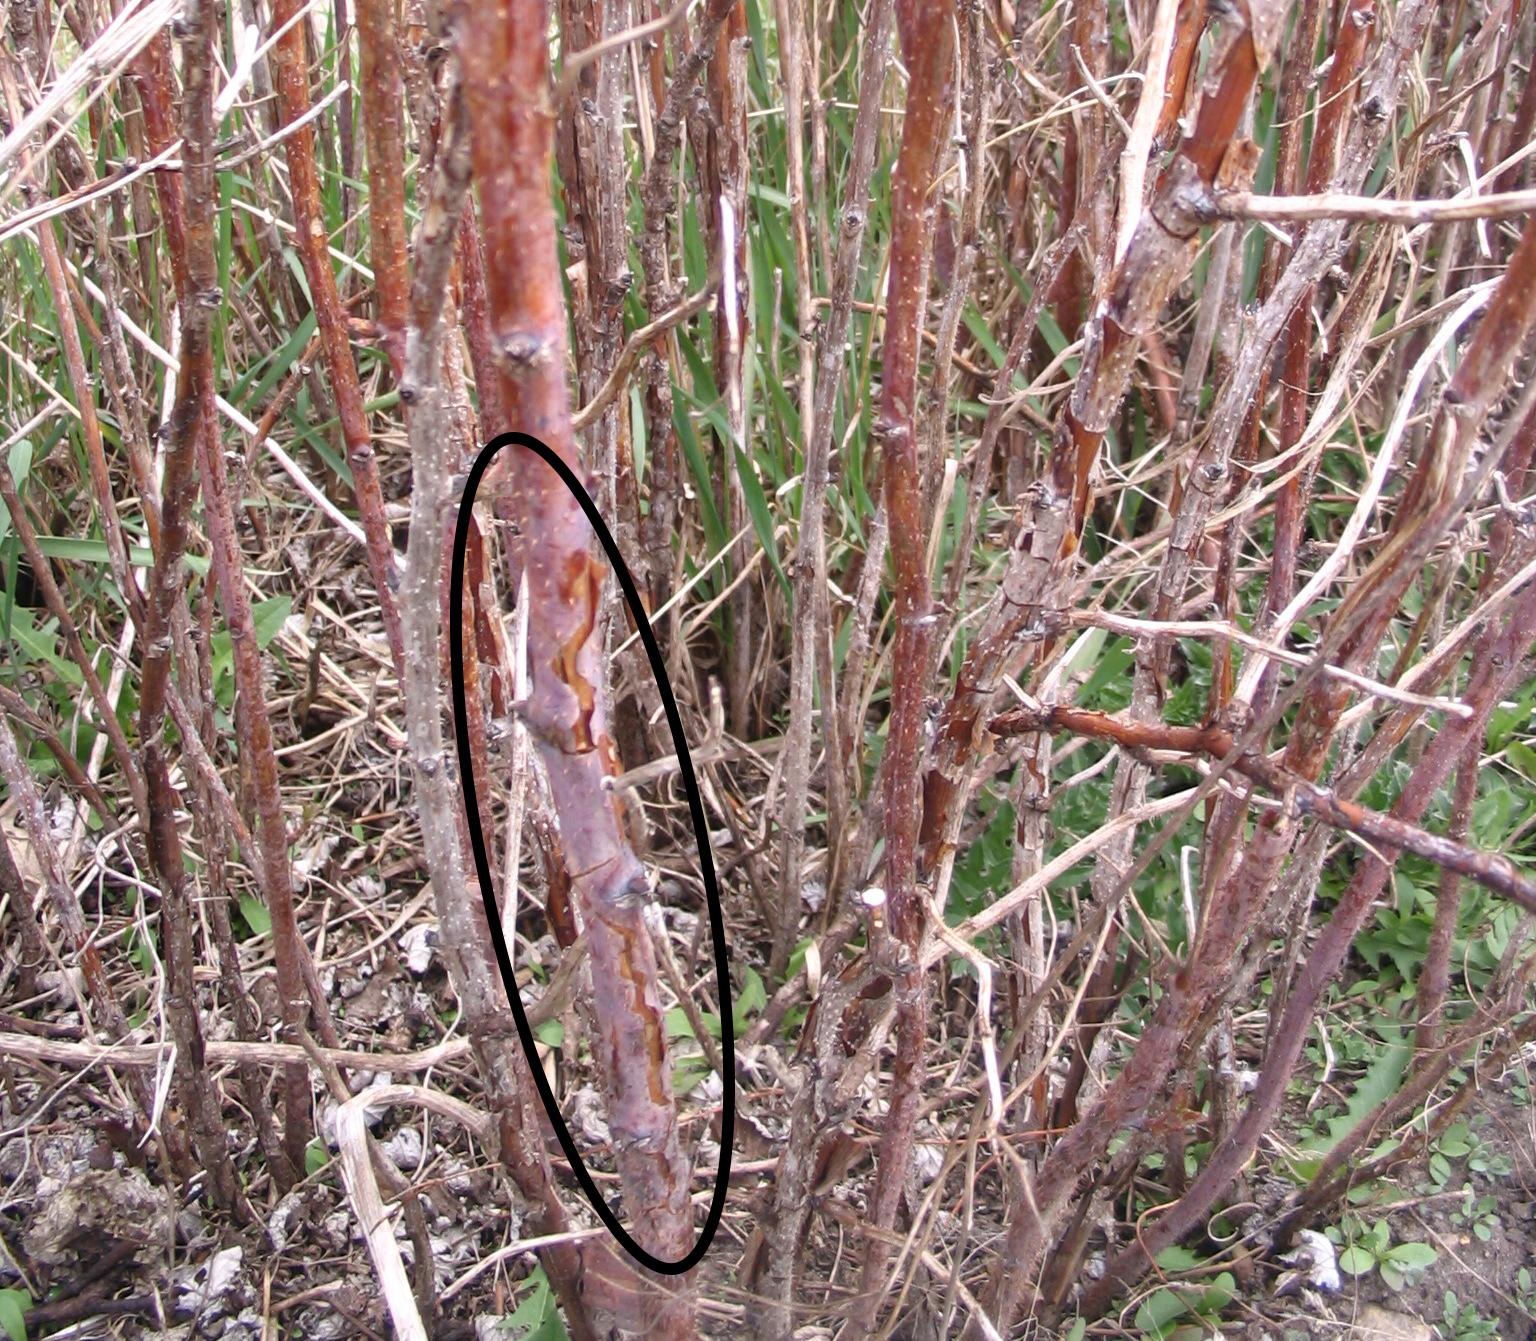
<box><xmin>449</xmin><ymin>430</ymin><xmax>734</xmax><ymax>1276</ymax></box>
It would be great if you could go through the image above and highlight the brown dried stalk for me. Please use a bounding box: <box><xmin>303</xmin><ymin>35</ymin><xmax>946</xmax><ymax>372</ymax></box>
<box><xmin>0</xmin><ymin>688</ymin><xmax>116</xmax><ymax>830</ymax></box>
<box><xmin>1412</xmin><ymin>394</ymin><xmax>1536</xmax><ymax>1046</ymax></box>
<box><xmin>636</xmin><ymin>0</ymin><xmax>737</xmax><ymax>613</ymax></box>
<box><xmin>42</xmin><ymin>132</ymin><xmax>164</xmax><ymax>549</ymax></box>
<box><xmin>0</xmin><ymin>465</ymin><xmax>147</xmax><ymax>822</ymax></box>
<box><xmin>937</xmin><ymin>229</ymin><xmax>1080</xmax><ymax>659</ymax></box>
<box><xmin>1057</xmin><ymin>0</ymin><xmax>1112</xmax><ymax>331</ymax></box>
<box><xmin>709</xmin><ymin>0</ymin><xmax>755</xmax><ymax>742</ymax></box>
<box><xmin>2</xmin><ymin>117</ymin><xmax>142</xmax><ymax>646</ymax></box>
<box><xmin>1414</xmin><ymin>750</ymin><xmax>1477</xmax><ymax>1051</ymax></box>
<box><xmin>1290</xmin><ymin>941</ymin><xmax>1536</xmax><ymax>1230</ymax></box>
<box><xmin>1070</xmin><ymin>205</ymin><xmax>1536</xmax><ymax>1318</ymax></box>
<box><xmin>395</xmin><ymin>77</ymin><xmax>599</xmax><ymax>1339</ymax></box>
<box><xmin>0</xmin><ymin>821</ymin><xmax>45</xmax><ymax>993</ymax></box>
<box><xmin>1266</xmin><ymin>0</ymin><xmax>1377</xmax><ymax>614</ymax></box>
<box><xmin>751</xmin><ymin>898</ymin><xmax>900</xmax><ymax>1341</ymax></box>
<box><xmin>1083</xmin><ymin>574</ymin><xmax>1536</xmax><ymax>1311</ymax></box>
<box><xmin>774</xmin><ymin>0</ymin><xmax>895</xmax><ymax>976</ymax></box>
<box><xmin>136</xmin><ymin>5</ymin><xmax>243</xmax><ymax>1217</ymax></box>
<box><xmin>991</xmin><ymin>705</ymin><xmax>1536</xmax><ymax>913</ymax></box>
<box><xmin>940</xmin><ymin>6</ymin><xmax>1289</xmax><ymax>1331</ymax></box>
<box><xmin>444</xmin><ymin>214</ymin><xmax>498</xmax><ymax>444</ymax></box>
<box><xmin>130</xmin><ymin>25</ymin><xmax>327</xmax><ymax>1186</ymax></box>
<box><xmin>269</xmin><ymin>0</ymin><xmax>403</xmax><ymax>671</ymax></box>
<box><xmin>558</xmin><ymin>0</ymin><xmax>674</xmax><ymax>791</ymax></box>
<box><xmin>843</xmin><ymin>3</ymin><xmax>955</xmax><ymax>1332</ymax></box>
<box><xmin>921</xmin><ymin>0</ymin><xmax>1284</xmax><ymax>881</ymax></box>
<box><xmin>0</xmin><ymin>711</ymin><xmax>185</xmax><ymax>1175</ymax></box>
<box><xmin>980</xmin><ymin>29</ymin><xmax>1444</xmax><ymax>1234</ymax></box>
<box><xmin>1217</xmin><ymin>185</ymin><xmax>1536</xmax><ymax>224</ymax></box>
<box><xmin>196</xmin><ymin>371</ymin><xmax>321</xmax><ymax>1182</ymax></box>
<box><xmin>192</xmin><ymin>725</ymin><xmax>291</xmax><ymax>1183</ymax></box>
<box><xmin>1166</xmin><ymin>94</ymin><xmax>1412</xmax><ymax>723</ymax></box>
<box><xmin>572</xmin><ymin>282</ymin><xmax>716</xmax><ymax>433</ymax></box>
<box><xmin>1115</xmin><ymin>0</ymin><xmax>1181</xmax><ymax>263</ymax></box>
<box><xmin>556</xmin><ymin>0</ymin><xmax>630</xmax><ymax>503</ymax></box>
<box><xmin>1288</xmin><ymin>212</ymin><xmax>1536</xmax><ymax>781</ymax></box>
<box><xmin>355</xmin><ymin>0</ymin><xmax>409</xmax><ymax>376</ymax></box>
<box><xmin>3</xmin><ymin>45</ymin><xmax>202</xmax><ymax>1181</ymax></box>
<box><xmin>1154</xmin><ymin>0</ymin><xmax>1208</xmax><ymax>147</ymax></box>
<box><xmin>456</xmin><ymin>1</ymin><xmax>696</xmax><ymax>1330</ymax></box>
<box><xmin>1038</xmin><ymin>0</ymin><xmax>1253</xmax><ymax>1193</ymax></box>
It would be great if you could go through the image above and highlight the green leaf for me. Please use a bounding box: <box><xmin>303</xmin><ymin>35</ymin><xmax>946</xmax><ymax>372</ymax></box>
<box><xmin>499</xmin><ymin>1265</ymin><xmax>568</xmax><ymax>1339</ymax></box>
<box><xmin>2</xmin><ymin>606</ymin><xmax>83</xmax><ymax>687</ymax></box>
<box><xmin>1200</xmin><ymin>1272</ymin><xmax>1236</xmax><ymax>1312</ymax></box>
<box><xmin>534</xmin><ymin>1019</ymin><xmax>564</xmax><ymax>1049</ymax></box>
<box><xmin>127</xmin><ymin>927</ymin><xmax>156</xmax><ymax>976</ymax></box>
<box><xmin>1034</xmin><ymin>305</ymin><xmax>1070</xmax><ymax>358</ymax></box>
<box><xmin>1505</xmin><ymin>739</ymin><xmax>1536</xmax><ymax>781</ymax></box>
<box><xmin>1338</xmin><ymin>1245</ymin><xmax>1376</xmax><ymax>1276</ymax></box>
<box><xmin>1437</xmin><ymin>1121</ymin><xmax>1472</xmax><ymax>1157</ymax></box>
<box><xmin>29</xmin><ymin>535</ymin><xmax>163</xmax><ymax>569</ymax></box>
<box><xmin>629</xmin><ymin>382</ymin><xmax>647</xmax><ymax>484</ymax></box>
<box><xmin>1316</xmin><ymin>1038</ymin><xmax>1411</xmax><ymax>1154</ymax></box>
<box><xmin>1285</xmin><ymin>1153</ymin><xmax>1323</xmax><ymax>1183</ymax></box>
<box><xmin>731</xmin><ymin>443</ymin><xmax>788</xmax><ymax>595</ymax></box>
<box><xmin>1473</xmin><ymin>783</ymin><xmax>1514</xmax><ymax>847</ymax></box>
<box><xmin>211</xmin><ymin>596</ymin><xmax>293</xmax><ymax>706</ymax></box>
<box><xmin>673</xmin><ymin>1054</ymin><xmax>714</xmax><ymax>1096</ymax></box>
<box><xmin>252</xmin><ymin>594</ymin><xmax>293</xmax><ymax>649</ymax></box>
<box><xmin>732</xmin><ymin>965</ymin><xmax>766</xmax><ymax>1034</ymax></box>
<box><xmin>8</xmin><ymin>440</ymin><xmax>31</xmax><ymax>487</ymax></box>
<box><xmin>305</xmin><ymin>1139</ymin><xmax>330</xmax><ymax>1176</ymax></box>
<box><xmin>234</xmin><ymin>309</ymin><xmax>318</xmax><ymax>409</ymax></box>
<box><xmin>745</xmin><ymin>181</ymin><xmax>793</xmax><ymax>211</ymax></box>
<box><xmin>0</xmin><ymin>1288</ymin><xmax>29</xmax><ymax>1341</ymax></box>
<box><xmin>783</xmin><ymin>936</ymin><xmax>814</xmax><ymax>984</ymax></box>
<box><xmin>1385</xmin><ymin>1241</ymin><xmax>1437</xmax><ymax>1270</ymax></box>
<box><xmin>0</xmin><ymin>442</ymin><xmax>30</xmax><ymax>545</ymax></box>
<box><xmin>673</xmin><ymin>410</ymin><xmax>726</xmax><ymax>558</ymax></box>
<box><xmin>1055</xmin><ymin>626</ymin><xmax>1107</xmax><ymax>688</ymax></box>
<box><xmin>238</xmin><ymin>893</ymin><xmax>272</xmax><ymax>938</ymax></box>
<box><xmin>961</xmin><ymin>303</ymin><xmax>1005</xmax><ymax>365</ymax></box>
<box><xmin>1132</xmin><ymin>1286</ymin><xmax>1190</xmax><ymax>1338</ymax></box>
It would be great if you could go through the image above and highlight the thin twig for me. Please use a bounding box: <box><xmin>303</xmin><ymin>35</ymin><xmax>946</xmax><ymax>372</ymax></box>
<box><xmin>1216</xmin><ymin>185</ymin><xmax>1536</xmax><ymax>224</ymax></box>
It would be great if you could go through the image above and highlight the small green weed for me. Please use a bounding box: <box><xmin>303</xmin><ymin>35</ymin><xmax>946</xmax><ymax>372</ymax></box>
<box><xmin>1131</xmin><ymin>1246</ymin><xmax>1236</xmax><ymax>1339</ymax></box>
<box><xmin>1440</xmin><ymin>1290</ymin><xmax>1498</xmax><ymax>1341</ymax></box>
<box><xmin>1327</xmin><ymin>1215</ymin><xmax>1438</xmax><ymax>1292</ymax></box>
<box><xmin>0</xmin><ymin>1288</ymin><xmax>30</xmax><ymax>1341</ymax></box>
<box><xmin>496</xmin><ymin>1266</ymin><xmax>568</xmax><ymax>1339</ymax></box>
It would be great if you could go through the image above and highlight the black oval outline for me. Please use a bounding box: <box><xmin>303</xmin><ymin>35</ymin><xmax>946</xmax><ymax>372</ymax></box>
<box><xmin>449</xmin><ymin>431</ymin><xmax>733</xmax><ymax>1276</ymax></box>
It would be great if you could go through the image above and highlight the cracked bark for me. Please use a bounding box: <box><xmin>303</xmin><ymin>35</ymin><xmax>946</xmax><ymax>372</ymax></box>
<box><xmin>457</xmin><ymin>2</ymin><xmax>697</xmax><ymax>1331</ymax></box>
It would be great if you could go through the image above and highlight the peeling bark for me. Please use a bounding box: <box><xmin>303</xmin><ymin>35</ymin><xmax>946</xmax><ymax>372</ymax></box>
<box><xmin>456</xmin><ymin>1</ymin><xmax>697</xmax><ymax>1329</ymax></box>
